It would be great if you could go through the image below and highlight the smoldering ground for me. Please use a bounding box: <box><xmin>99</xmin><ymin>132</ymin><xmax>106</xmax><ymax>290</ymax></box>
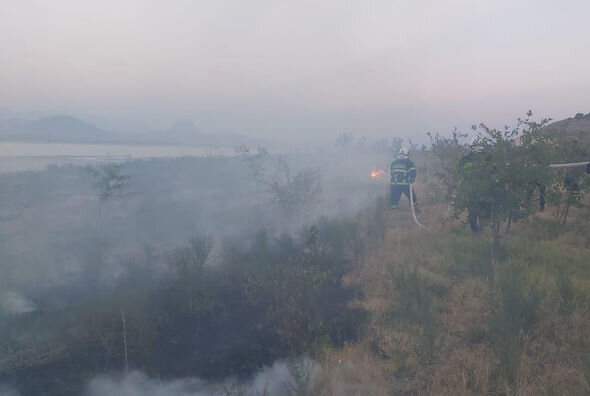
<box><xmin>0</xmin><ymin>145</ymin><xmax>391</xmax><ymax>292</ymax></box>
<box><xmin>0</xmin><ymin>141</ymin><xmax>396</xmax><ymax>395</ymax></box>
<box><xmin>0</xmin><ymin>385</ymin><xmax>20</xmax><ymax>396</ymax></box>
<box><xmin>0</xmin><ymin>292</ymin><xmax>36</xmax><ymax>315</ymax></box>
<box><xmin>86</xmin><ymin>358</ymin><xmax>318</xmax><ymax>396</ymax></box>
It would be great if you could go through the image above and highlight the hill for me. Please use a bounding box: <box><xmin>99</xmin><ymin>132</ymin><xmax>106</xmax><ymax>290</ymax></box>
<box><xmin>0</xmin><ymin>115</ymin><xmax>114</xmax><ymax>143</ymax></box>
<box><xmin>543</xmin><ymin>112</ymin><xmax>590</xmax><ymax>142</ymax></box>
<box><xmin>0</xmin><ymin>115</ymin><xmax>257</xmax><ymax>146</ymax></box>
<box><xmin>28</xmin><ymin>115</ymin><xmax>105</xmax><ymax>141</ymax></box>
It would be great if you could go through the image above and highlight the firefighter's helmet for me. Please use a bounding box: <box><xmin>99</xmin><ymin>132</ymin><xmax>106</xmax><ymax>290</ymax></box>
<box><xmin>398</xmin><ymin>147</ymin><xmax>409</xmax><ymax>158</ymax></box>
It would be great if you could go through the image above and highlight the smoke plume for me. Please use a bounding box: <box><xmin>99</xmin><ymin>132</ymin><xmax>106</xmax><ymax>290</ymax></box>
<box><xmin>86</xmin><ymin>358</ymin><xmax>317</xmax><ymax>396</ymax></box>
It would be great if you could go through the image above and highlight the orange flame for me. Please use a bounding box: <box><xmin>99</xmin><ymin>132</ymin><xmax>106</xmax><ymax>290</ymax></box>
<box><xmin>370</xmin><ymin>168</ymin><xmax>385</xmax><ymax>179</ymax></box>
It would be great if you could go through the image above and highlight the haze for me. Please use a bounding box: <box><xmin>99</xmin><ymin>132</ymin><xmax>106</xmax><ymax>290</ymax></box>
<box><xmin>1</xmin><ymin>0</ymin><xmax>589</xmax><ymax>140</ymax></box>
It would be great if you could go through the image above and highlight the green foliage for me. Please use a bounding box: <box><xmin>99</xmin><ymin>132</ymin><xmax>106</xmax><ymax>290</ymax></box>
<box><xmin>451</xmin><ymin>113</ymin><xmax>552</xmax><ymax>246</ymax></box>
<box><xmin>371</xmin><ymin>196</ymin><xmax>388</xmax><ymax>242</ymax></box>
<box><xmin>286</xmin><ymin>358</ymin><xmax>316</xmax><ymax>396</ymax></box>
<box><xmin>391</xmin><ymin>268</ymin><xmax>436</xmax><ymax>363</ymax></box>
<box><xmin>548</xmin><ymin>133</ymin><xmax>590</xmax><ymax>224</ymax></box>
<box><xmin>242</xmin><ymin>222</ymin><xmax>365</xmax><ymax>354</ymax></box>
<box><xmin>262</xmin><ymin>226</ymin><xmax>339</xmax><ymax>351</ymax></box>
<box><xmin>90</xmin><ymin>163</ymin><xmax>129</xmax><ymax>202</ymax></box>
<box><xmin>573</xmin><ymin>112</ymin><xmax>590</xmax><ymax>120</ymax></box>
<box><xmin>488</xmin><ymin>266</ymin><xmax>541</xmax><ymax>383</ymax></box>
<box><xmin>427</xmin><ymin>129</ymin><xmax>468</xmax><ymax>197</ymax></box>
<box><xmin>555</xmin><ymin>269</ymin><xmax>575</xmax><ymax>316</ymax></box>
<box><xmin>317</xmin><ymin>216</ymin><xmax>365</xmax><ymax>264</ymax></box>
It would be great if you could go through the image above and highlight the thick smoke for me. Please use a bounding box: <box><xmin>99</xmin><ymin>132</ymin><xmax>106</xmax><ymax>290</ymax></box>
<box><xmin>87</xmin><ymin>373</ymin><xmax>209</xmax><ymax>396</ymax></box>
<box><xmin>0</xmin><ymin>291</ymin><xmax>36</xmax><ymax>315</ymax></box>
<box><xmin>1</xmin><ymin>146</ymin><xmax>384</xmax><ymax>394</ymax></box>
<box><xmin>86</xmin><ymin>359</ymin><xmax>317</xmax><ymax>396</ymax></box>
<box><xmin>0</xmin><ymin>385</ymin><xmax>21</xmax><ymax>396</ymax></box>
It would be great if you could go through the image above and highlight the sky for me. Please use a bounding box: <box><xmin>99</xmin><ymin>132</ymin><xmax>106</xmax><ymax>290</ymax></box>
<box><xmin>1</xmin><ymin>0</ymin><xmax>589</xmax><ymax>141</ymax></box>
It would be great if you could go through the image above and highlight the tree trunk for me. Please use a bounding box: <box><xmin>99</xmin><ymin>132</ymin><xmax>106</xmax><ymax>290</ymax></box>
<box><xmin>490</xmin><ymin>216</ymin><xmax>501</xmax><ymax>264</ymax></box>
<box><xmin>492</xmin><ymin>233</ymin><xmax>500</xmax><ymax>255</ymax></box>
<box><xmin>120</xmin><ymin>308</ymin><xmax>129</xmax><ymax>372</ymax></box>
<box><xmin>561</xmin><ymin>192</ymin><xmax>571</xmax><ymax>225</ymax></box>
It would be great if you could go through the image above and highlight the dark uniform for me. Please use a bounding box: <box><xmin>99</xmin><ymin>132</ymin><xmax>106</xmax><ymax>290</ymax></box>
<box><xmin>390</xmin><ymin>157</ymin><xmax>417</xmax><ymax>209</ymax></box>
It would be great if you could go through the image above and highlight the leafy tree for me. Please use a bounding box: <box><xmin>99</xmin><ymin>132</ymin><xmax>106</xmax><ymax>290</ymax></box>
<box><xmin>450</xmin><ymin>113</ymin><xmax>552</xmax><ymax>251</ymax></box>
<box><xmin>427</xmin><ymin>129</ymin><xmax>468</xmax><ymax>197</ymax></box>
<box><xmin>86</xmin><ymin>163</ymin><xmax>129</xmax><ymax>288</ymax></box>
<box><xmin>548</xmin><ymin>135</ymin><xmax>590</xmax><ymax>224</ymax></box>
<box><xmin>91</xmin><ymin>163</ymin><xmax>129</xmax><ymax>202</ymax></box>
<box><xmin>90</xmin><ymin>163</ymin><xmax>129</xmax><ymax>220</ymax></box>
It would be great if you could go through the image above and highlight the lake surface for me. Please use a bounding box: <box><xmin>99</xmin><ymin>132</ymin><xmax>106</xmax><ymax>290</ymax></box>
<box><xmin>0</xmin><ymin>142</ymin><xmax>234</xmax><ymax>173</ymax></box>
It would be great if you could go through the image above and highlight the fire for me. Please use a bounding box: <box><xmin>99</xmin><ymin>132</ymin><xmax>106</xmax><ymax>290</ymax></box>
<box><xmin>370</xmin><ymin>168</ymin><xmax>385</xmax><ymax>179</ymax></box>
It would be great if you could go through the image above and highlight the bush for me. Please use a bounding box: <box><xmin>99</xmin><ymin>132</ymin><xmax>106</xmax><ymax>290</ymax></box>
<box><xmin>392</xmin><ymin>268</ymin><xmax>436</xmax><ymax>363</ymax></box>
<box><xmin>488</xmin><ymin>266</ymin><xmax>541</xmax><ymax>382</ymax></box>
<box><xmin>555</xmin><ymin>269</ymin><xmax>575</xmax><ymax>316</ymax></box>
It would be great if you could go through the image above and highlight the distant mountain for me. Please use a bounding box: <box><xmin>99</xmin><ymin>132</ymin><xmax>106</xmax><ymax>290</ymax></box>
<box><xmin>30</xmin><ymin>115</ymin><xmax>100</xmax><ymax>134</ymax></box>
<box><xmin>0</xmin><ymin>115</ymin><xmax>114</xmax><ymax>143</ymax></box>
<box><xmin>28</xmin><ymin>115</ymin><xmax>103</xmax><ymax>140</ymax></box>
<box><xmin>543</xmin><ymin>112</ymin><xmax>590</xmax><ymax>143</ymax></box>
<box><xmin>0</xmin><ymin>115</ymin><xmax>260</xmax><ymax>146</ymax></box>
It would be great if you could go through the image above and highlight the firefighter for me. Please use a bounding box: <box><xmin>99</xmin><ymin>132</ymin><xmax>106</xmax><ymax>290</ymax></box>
<box><xmin>390</xmin><ymin>147</ymin><xmax>418</xmax><ymax>210</ymax></box>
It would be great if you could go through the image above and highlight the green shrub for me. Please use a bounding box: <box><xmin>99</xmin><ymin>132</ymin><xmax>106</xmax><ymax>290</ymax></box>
<box><xmin>488</xmin><ymin>266</ymin><xmax>541</xmax><ymax>382</ymax></box>
<box><xmin>555</xmin><ymin>269</ymin><xmax>575</xmax><ymax>316</ymax></box>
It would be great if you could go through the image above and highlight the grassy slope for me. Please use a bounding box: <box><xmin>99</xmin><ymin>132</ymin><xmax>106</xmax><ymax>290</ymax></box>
<box><xmin>315</xmin><ymin>176</ymin><xmax>590</xmax><ymax>395</ymax></box>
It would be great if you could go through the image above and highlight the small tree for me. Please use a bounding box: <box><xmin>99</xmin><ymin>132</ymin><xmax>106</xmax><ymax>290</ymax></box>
<box><xmin>170</xmin><ymin>234</ymin><xmax>213</xmax><ymax>314</ymax></box>
<box><xmin>245</xmin><ymin>150</ymin><xmax>322</xmax><ymax>217</ymax></box>
<box><xmin>90</xmin><ymin>163</ymin><xmax>129</xmax><ymax>221</ymax></box>
<box><xmin>427</xmin><ymin>129</ymin><xmax>468</xmax><ymax>197</ymax></box>
<box><xmin>335</xmin><ymin>133</ymin><xmax>354</xmax><ymax>149</ymax></box>
<box><xmin>451</xmin><ymin>113</ymin><xmax>552</xmax><ymax>252</ymax></box>
<box><xmin>86</xmin><ymin>163</ymin><xmax>129</xmax><ymax>289</ymax></box>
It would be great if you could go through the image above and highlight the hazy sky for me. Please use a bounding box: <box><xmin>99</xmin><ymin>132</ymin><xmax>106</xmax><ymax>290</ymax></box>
<box><xmin>1</xmin><ymin>0</ymin><xmax>589</xmax><ymax>140</ymax></box>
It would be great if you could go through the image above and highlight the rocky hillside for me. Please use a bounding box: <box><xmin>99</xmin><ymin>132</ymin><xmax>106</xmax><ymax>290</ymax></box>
<box><xmin>544</xmin><ymin>112</ymin><xmax>590</xmax><ymax>142</ymax></box>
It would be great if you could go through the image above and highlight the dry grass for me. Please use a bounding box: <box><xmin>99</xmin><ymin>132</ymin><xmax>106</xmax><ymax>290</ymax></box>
<box><xmin>314</xmin><ymin>188</ymin><xmax>590</xmax><ymax>395</ymax></box>
<box><xmin>313</xmin><ymin>344</ymin><xmax>394</xmax><ymax>396</ymax></box>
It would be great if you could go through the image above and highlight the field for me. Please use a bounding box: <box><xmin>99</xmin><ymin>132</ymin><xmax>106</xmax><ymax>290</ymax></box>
<box><xmin>1</xmin><ymin>143</ymin><xmax>589</xmax><ymax>395</ymax></box>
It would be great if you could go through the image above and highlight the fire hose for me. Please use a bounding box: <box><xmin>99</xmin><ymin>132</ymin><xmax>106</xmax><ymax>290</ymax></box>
<box><xmin>548</xmin><ymin>161</ymin><xmax>590</xmax><ymax>169</ymax></box>
<box><xmin>409</xmin><ymin>183</ymin><xmax>426</xmax><ymax>228</ymax></box>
